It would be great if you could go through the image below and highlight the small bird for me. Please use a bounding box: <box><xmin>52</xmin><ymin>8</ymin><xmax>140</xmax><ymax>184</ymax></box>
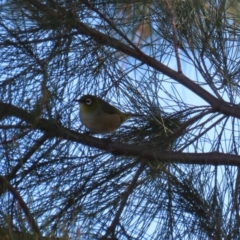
<box><xmin>75</xmin><ymin>94</ymin><xmax>139</xmax><ymax>133</ymax></box>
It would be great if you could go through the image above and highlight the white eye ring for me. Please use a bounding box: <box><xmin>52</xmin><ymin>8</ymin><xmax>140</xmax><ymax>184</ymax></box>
<box><xmin>85</xmin><ymin>98</ymin><xmax>92</xmax><ymax>105</ymax></box>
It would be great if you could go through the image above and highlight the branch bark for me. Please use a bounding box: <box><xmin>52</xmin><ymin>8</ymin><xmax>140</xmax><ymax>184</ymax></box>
<box><xmin>17</xmin><ymin>0</ymin><xmax>240</xmax><ymax>119</ymax></box>
<box><xmin>1</xmin><ymin>101</ymin><xmax>240</xmax><ymax>167</ymax></box>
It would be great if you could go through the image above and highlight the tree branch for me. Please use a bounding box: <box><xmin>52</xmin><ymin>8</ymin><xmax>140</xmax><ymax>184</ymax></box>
<box><xmin>21</xmin><ymin>0</ymin><xmax>240</xmax><ymax>118</ymax></box>
<box><xmin>1</xmin><ymin>101</ymin><xmax>240</xmax><ymax>166</ymax></box>
<box><xmin>71</xmin><ymin>16</ymin><xmax>240</xmax><ymax>118</ymax></box>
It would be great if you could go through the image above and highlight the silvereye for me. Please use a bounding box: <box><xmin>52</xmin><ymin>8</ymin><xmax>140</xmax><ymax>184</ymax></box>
<box><xmin>75</xmin><ymin>95</ymin><xmax>137</xmax><ymax>133</ymax></box>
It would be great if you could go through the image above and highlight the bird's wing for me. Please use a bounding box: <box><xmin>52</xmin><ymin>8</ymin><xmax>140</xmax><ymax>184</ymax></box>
<box><xmin>101</xmin><ymin>101</ymin><xmax>122</xmax><ymax>114</ymax></box>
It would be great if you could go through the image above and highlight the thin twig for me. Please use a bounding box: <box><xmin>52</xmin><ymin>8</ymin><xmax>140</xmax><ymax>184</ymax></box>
<box><xmin>80</xmin><ymin>0</ymin><xmax>145</xmax><ymax>57</ymax></box>
<box><xmin>164</xmin><ymin>0</ymin><xmax>182</xmax><ymax>73</ymax></box>
<box><xmin>101</xmin><ymin>161</ymin><xmax>146</xmax><ymax>238</ymax></box>
<box><xmin>179</xmin><ymin>115</ymin><xmax>226</xmax><ymax>152</ymax></box>
<box><xmin>5</xmin><ymin>133</ymin><xmax>49</xmax><ymax>183</ymax></box>
<box><xmin>0</xmin><ymin>175</ymin><xmax>41</xmax><ymax>236</ymax></box>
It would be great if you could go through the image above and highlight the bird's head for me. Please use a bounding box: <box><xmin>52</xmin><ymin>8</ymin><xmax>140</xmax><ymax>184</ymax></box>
<box><xmin>75</xmin><ymin>95</ymin><xmax>102</xmax><ymax>113</ymax></box>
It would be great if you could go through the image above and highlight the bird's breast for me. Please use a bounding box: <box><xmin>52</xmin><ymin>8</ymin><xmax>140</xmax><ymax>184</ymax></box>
<box><xmin>80</xmin><ymin>110</ymin><xmax>122</xmax><ymax>133</ymax></box>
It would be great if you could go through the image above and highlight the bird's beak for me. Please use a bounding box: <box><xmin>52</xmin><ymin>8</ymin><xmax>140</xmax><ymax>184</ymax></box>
<box><xmin>74</xmin><ymin>99</ymin><xmax>80</xmax><ymax>102</ymax></box>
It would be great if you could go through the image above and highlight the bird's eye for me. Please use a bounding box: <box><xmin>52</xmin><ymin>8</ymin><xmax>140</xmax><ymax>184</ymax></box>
<box><xmin>85</xmin><ymin>98</ymin><xmax>92</xmax><ymax>105</ymax></box>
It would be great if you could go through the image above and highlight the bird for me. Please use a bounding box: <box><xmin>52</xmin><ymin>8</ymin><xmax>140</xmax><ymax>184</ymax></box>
<box><xmin>75</xmin><ymin>94</ymin><xmax>140</xmax><ymax>133</ymax></box>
